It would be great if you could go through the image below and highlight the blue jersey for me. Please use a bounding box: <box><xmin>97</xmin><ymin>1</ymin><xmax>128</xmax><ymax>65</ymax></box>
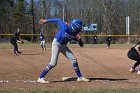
<box><xmin>40</xmin><ymin>32</ymin><xmax>44</xmax><ymax>41</ymax></box>
<box><xmin>46</xmin><ymin>18</ymin><xmax>77</xmax><ymax>45</ymax></box>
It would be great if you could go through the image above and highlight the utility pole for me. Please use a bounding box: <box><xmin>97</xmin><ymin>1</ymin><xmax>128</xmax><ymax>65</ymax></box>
<box><xmin>62</xmin><ymin>3</ymin><xmax>65</xmax><ymax>22</ymax></box>
<box><xmin>42</xmin><ymin>0</ymin><xmax>46</xmax><ymax>18</ymax></box>
<box><xmin>31</xmin><ymin>0</ymin><xmax>36</xmax><ymax>42</ymax></box>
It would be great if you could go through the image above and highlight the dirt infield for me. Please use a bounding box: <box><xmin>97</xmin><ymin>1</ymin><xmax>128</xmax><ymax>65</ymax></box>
<box><xmin>1</xmin><ymin>46</ymin><xmax>140</xmax><ymax>89</ymax></box>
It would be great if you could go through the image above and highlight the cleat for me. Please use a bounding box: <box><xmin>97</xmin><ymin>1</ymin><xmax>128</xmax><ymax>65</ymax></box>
<box><xmin>17</xmin><ymin>51</ymin><xmax>22</xmax><ymax>54</ymax></box>
<box><xmin>77</xmin><ymin>77</ymin><xmax>90</xmax><ymax>82</ymax></box>
<box><xmin>37</xmin><ymin>78</ymin><xmax>49</xmax><ymax>83</ymax></box>
<box><xmin>129</xmin><ymin>68</ymin><xmax>137</xmax><ymax>73</ymax></box>
<box><xmin>137</xmin><ymin>71</ymin><xmax>140</xmax><ymax>74</ymax></box>
<box><xmin>13</xmin><ymin>54</ymin><xmax>18</xmax><ymax>56</ymax></box>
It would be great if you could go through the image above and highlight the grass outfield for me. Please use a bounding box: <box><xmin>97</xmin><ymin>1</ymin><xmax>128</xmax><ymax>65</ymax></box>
<box><xmin>0</xmin><ymin>43</ymin><xmax>134</xmax><ymax>49</ymax></box>
<box><xmin>0</xmin><ymin>89</ymin><xmax>140</xmax><ymax>93</ymax></box>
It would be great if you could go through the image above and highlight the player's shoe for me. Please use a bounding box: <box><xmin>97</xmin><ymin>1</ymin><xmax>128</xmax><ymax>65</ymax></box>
<box><xmin>13</xmin><ymin>53</ymin><xmax>18</xmax><ymax>56</ymax></box>
<box><xmin>77</xmin><ymin>77</ymin><xmax>90</xmax><ymax>82</ymax></box>
<box><xmin>17</xmin><ymin>51</ymin><xmax>22</xmax><ymax>54</ymax></box>
<box><xmin>37</xmin><ymin>78</ymin><xmax>49</xmax><ymax>83</ymax></box>
<box><xmin>129</xmin><ymin>68</ymin><xmax>137</xmax><ymax>73</ymax></box>
<box><xmin>137</xmin><ymin>71</ymin><xmax>140</xmax><ymax>74</ymax></box>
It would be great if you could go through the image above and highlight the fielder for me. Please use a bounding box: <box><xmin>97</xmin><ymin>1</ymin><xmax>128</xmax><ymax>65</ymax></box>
<box><xmin>106</xmin><ymin>34</ymin><xmax>112</xmax><ymax>48</ymax></box>
<box><xmin>127</xmin><ymin>42</ymin><xmax>140</xmax><ymax>74</ymax></box>
<box><xmin>37</xmin><ymin>18</ymin><xmax>90</xmax><ymax>83</ymax></box>
<box><xmin>10</xmin><ymin>28</ymin><xmax>23</xmax><ymax>56</ymax></box>
<box><xmin>39</xmin><ymin>29</ymin><xmax>46</xmax><ymax>50</ymax></box>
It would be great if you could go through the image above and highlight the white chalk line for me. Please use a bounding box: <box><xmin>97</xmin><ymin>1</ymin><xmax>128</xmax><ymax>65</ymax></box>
<box><xmin>0</xmin><ymin>80</ymin><xmax>37</xmax><ymax>83</ymax></box>
<box><xmin>0</xmin><ymin>77</ymin><xmax>73</xmax><ymax>83</ymax></box>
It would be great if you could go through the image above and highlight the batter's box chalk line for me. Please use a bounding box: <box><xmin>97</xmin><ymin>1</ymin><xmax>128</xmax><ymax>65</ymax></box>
<box><xmin>0</xmin><ymin>80</ymin><xmax>37</xmax><ymax>83</ymax></box>
<box><xmin>0</xmin><ymin>77</ymin><xmax>78</xmax><ymax>83</ymax></box>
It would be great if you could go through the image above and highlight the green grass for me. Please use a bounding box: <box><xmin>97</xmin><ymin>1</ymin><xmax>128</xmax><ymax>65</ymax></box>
<box><xmin>0</xmin><ymin>43</ymin><xmax>135</xmax><ymax>49</ymax></box>
<box><xmin>0</xmin><ymin>89</ymin><xmax>140</xmax><ymax>93</ymax></box>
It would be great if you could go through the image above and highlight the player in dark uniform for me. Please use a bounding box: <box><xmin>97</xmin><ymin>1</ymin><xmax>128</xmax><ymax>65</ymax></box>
<box><xmin>39</xmin><ymin>29</ymin><xmax>46</xmax><ymax>50</ymax></box>
<box><xmin>127</xmin><ymin>42</ymin><xmax>140</xmax><ymax>74</ymax></box>
<box><xmin>106</xmin><ymin>34</ymin><xmax>112</xmax><ymax>48</ymax></box>
<box><xmin>93</xmin><ymin>35</ymin><xmax>97</xmax><ymax>44</ymax></box>
<box><xmin>10</xmin><ymin>28</ymin><xmax>22</xmax><ymax>56</ymax></box>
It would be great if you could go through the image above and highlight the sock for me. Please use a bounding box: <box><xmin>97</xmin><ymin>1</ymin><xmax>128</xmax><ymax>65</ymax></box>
<box><xmin>14</xmin><ymin>47</ymin><xmax>16</xmax><ymax>54</ymax></box>
<box><xmin>132</xmin><ymin>62</ymin><xmax>140</xmax><ymax>69</ymax></box>
<box><xmin>72</xmin><ymin>63</ymin><xmax>82</xmax><ymax>77</ymax></box>
<box><xmin>41</xmin><ymin>45</ymin><xmax>43</xmax><ymax>48</ymax></box>
<box><xmin>39</xmin><ymin>64</ymin><xmax>52</xmax><ymax>78</ymax></box>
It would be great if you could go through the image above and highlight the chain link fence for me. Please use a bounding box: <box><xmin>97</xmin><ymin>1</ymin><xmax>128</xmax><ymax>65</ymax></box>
<box><xmin>0</xmin><ymin>34</ymin><xmax>139</xmax><ymax>44</ymax></box>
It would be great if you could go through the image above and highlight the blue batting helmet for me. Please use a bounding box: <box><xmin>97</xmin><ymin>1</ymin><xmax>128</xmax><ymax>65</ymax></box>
<box><xmin>70</xmin><ymin>19</ymin><xmax>83</xmax><ymax>32</ymax></box>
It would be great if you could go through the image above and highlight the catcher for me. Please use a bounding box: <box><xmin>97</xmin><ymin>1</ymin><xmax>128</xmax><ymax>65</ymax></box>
<box><xmin>10</xmin><ymin>28</ymin><xmax>24</xmax><ymax>56</ymax></box>
<box><xmin>37</xmin><ymin>18</ymin><xmax>90</xmax><ymax>83</ymax></box>
<box><xmin>127</xmin><ymin>42</ymin><xmax>140</xmax><ymax>74</ymax></box>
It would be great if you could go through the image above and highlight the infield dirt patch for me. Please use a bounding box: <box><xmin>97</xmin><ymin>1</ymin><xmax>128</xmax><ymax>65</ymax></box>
<box><xmin>0</xmin><ymin>46</ymin><xmax>140</xmax><ymax>89</ymax></box>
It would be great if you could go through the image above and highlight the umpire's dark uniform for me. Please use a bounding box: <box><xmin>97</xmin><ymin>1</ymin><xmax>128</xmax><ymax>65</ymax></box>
<box><xmin>127</xmin><ymin>42</ymin><xmax>140</xmax><ymax>70</ymax></box>
<box><xmin>127</xmin><ymin>43</ymin><xmax>140</xmax><ymax>62</ymax></box>
<box><xmin>10</xmin><ymin>31</ymin><xmax>21</xmax><ymax>54</ymax></box>
<box><xmin>106</xmin><ymin>36</ymin><xmax>112</xmax><ymax>48</ymax></box>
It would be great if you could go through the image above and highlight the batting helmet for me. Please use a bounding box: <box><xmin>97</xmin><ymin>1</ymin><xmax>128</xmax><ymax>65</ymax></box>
<box><xmin>70</xmin><ymin>19</ymin><xmax>83</xmax><ymax>32</ymax></box>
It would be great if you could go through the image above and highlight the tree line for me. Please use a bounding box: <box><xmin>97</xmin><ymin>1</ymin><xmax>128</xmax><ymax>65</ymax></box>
<box><xmin>0</xmin><ymin>0</ymin><xmax>140</xmax><ymax>43</ymax></box>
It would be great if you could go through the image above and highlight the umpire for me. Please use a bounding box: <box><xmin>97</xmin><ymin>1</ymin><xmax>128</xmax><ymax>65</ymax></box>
<box><xmin>10</xmin><ymin>28</ymin><xmax>22</xmax><ymax>55</ymax></box>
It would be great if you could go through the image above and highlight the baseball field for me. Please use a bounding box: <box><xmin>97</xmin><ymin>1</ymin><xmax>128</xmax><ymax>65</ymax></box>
<box><xmin>1</xmin><ymin>43</ymin><xmax>140</xmax><ymax>93</ymax></box>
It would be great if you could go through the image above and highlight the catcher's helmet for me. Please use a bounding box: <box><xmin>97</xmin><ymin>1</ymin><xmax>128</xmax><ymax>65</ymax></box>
<box><xmin>70</xmin><ymin>19</ymin><xmax>83</xmax><ymax>32</ymax></box>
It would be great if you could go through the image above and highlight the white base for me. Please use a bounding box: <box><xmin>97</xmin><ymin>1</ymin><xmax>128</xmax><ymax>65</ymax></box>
<box><xmin>62</xmin><ymin>77</ymin><xmax>72</xmax><ymax>81</ymax></box>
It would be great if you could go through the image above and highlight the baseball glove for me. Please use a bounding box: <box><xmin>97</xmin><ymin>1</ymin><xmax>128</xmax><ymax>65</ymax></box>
<box><xmin>20</xmin><ymin>40</ymin><xmax>24</xmax><ymax>44</ymax></box>
<box><xmin>78</xmin><ymin>38</ymin><xmax>84</xmax><ymax>47</ymax></box>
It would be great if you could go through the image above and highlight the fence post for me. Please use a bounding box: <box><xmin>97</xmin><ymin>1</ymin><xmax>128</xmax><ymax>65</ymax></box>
<box><xmin>126</xmin><ymin>16</ymin><xmax>130</xmax><ymax>44</ymax></box>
